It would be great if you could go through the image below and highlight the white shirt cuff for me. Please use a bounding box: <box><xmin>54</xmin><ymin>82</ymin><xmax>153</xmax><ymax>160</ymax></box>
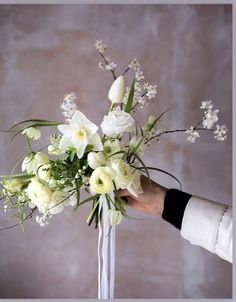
<box><xmin>180</xmin><ymin>196</ymin><xmax>228</xmax><ymax>254</ymax></box>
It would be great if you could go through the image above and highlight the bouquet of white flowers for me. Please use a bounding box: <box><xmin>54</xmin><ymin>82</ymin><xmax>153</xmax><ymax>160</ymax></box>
<box><xmin>0</xmin><ymin>40</ymin><xmax>228</xmax><ymax>299</ymax></box>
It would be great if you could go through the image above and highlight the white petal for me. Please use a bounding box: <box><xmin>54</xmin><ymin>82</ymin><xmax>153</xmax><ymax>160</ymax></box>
<box><xmin>89</xmin><ymin>133</ymin><xmax>103</xmax><ymax>151</ymax></box>
<box><xmin>59</xmin><ymin>136</ymin><xmax>74</xmax><ymax>151</ymax></box>
<box><xmin>57</xmin><ymin>124</ymin><xmax>75</xmax><ymax>136</ymax></box>
<box><xmin>70</xmin><ymin>111</ymin><xmax>98</xmax><ymax>135</ymax></box>
<box><xmin>76</xmin><ymin>142</ymin><xmax>87</xmax><ymax>159</ymax></box>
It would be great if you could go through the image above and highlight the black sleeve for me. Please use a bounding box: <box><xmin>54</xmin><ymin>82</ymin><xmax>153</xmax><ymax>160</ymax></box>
<box><xmin>161</xmin><ymin>189</ymin><xmax>192</xmax><ymax>230</ymax></box>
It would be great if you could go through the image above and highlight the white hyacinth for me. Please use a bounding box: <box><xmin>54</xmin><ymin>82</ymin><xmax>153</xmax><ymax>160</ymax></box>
<box><xmin>186</xmin><ymin>126</ymin><xmax>200</xmax><ymax>143</ymax></box>
<box><xmin>61</xmin><ymin>93</ymin><xmax>78</xmax><ymax>123</ymax></box>
<box><xmin>214</xmin><ymin>125</ymin><xmax>228</xmax><ymax>141</ymax></box>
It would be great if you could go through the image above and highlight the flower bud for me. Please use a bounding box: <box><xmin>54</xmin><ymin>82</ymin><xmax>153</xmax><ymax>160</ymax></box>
<box><xmin>87</xmin><ymin>152</ymin><xmax>105</xmax><ymax>169</ymax></box>
<box><xmin>108</xmin><ymin>76</ymin><xmax>126</xmax><ymax>104</ymax></box>
<box><xmin>107</xmin><ymin>209</ymin><xmax>122</xmax><ymax>225</ymax></box>
<box><xmin>22</xmin><ymin>127</ymin><xmax>41</xmax><ymax>140</ymax></box>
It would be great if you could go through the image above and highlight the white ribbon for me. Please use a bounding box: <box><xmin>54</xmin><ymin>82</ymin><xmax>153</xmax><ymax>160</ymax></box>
<box><xmin>98</xmin><ymin>192</ymin><xmax>116</xmax><ymax>299</ymax></box>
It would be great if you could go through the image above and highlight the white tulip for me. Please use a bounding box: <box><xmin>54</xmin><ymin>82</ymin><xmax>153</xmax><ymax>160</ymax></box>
<box><xmin>87</xmin><ymin>152</ymin><xmax>105</xmax><ymax>169</ymax></box>
<box><xmin>108</xmin><ymin>76</ymin><xmax>126</xmax><ymax>104</ymax></box>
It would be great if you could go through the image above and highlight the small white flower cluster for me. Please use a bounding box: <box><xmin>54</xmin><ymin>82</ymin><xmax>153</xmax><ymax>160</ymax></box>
<box><xmin>95</xmin><ymin>40</ymin><xmax>117</xmax><ymax>71</ymax></box>
<box><xmin>95</xmin><ymin>40</ymin><xmax>107</xmax><ymax>54</ymax></box>
<box><xmin>186</xmin><ymin>100</ymin><xmax>228</xmax><ymax>143</ymax></box>
<box><xmin>214</xmin><ymin>125</ymin><xmax>228</xmax><ymax>141</ymax></box>
<box><xmin>127</xmin><ymin>58</ymin><xmax>157</xmax><ymax>109</ymax></box>
<box><xmin>60</xmin><ymin>93</ymin><xmax>78</xmax><ymax>123</ymax></box>
<box><xmin>200</xmin><ymin>100</ymin><xmax>218</xmax><ymax>129</ymax></box>
<box><xmin>186</xmin><ymin>126</ymin><xmax>200</xmax><ymax>143</ymax></box>
<box><xmin>36</xmin><ymin>210</ymin><xmax>52</xmax><ymax>227</ymax></box>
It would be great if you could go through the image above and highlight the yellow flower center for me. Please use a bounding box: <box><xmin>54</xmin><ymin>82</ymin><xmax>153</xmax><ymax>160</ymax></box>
<box><xmin>75</xmin><ymin>128</ymin><xmax>86</xmax><ymax>140</ymax></box>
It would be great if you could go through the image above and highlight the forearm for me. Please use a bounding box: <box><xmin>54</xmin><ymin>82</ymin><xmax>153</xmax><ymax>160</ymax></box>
<box><xmin>162</xmin><ymin>189</ymin><xmax>232</xmax><ymax>263</ymax></box>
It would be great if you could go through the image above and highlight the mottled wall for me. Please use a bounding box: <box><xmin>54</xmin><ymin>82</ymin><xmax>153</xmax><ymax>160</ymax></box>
<box><xmin>0</xmin><ymin>4</ymin><xmax>232</xmax><ymax>299</ymax></box>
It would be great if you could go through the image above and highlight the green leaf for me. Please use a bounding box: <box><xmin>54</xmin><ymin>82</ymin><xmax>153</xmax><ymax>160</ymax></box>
<box><xmin>124</xmin><ymin>77</ymin><xmax>135</xmax><ymax>113</ymax></box>
<box><xmin>7</xmin><ymin>119</ymin><xmax>61</xmax><ymax>132</ymax></box>
<box><xmin>70</xmin><ymin>149</ymin><xmax>76</xmax><ymax>162</ymax></box>
<box><xmin>84</xmin><ymin>144</ymin><xmax>94</xmax><ymax>154</ymax></box>
<box><xmin>75</xmin><ymin>178</ymin><xmax>81</xmax><ymax>208</ymax></box>
<box><xmin>107</xmin><ymin>150</ymin><xmax>126</xmax><ymax>159</ymax></box>
<box><xmin>0</xmin><ymin>173</ymin><xmax>35</xmax><ymax>180</ymax></box>
<box><xmin>148</xmin><ymin>108</ymin><xmax>169</xmax><ymax>131</ymax></box>
<box><xmin>74</xmin><ymin>193</ymin><xmax>100</xmax><ymax>211</ymax></box>
<box><xmin>132</xmin><ymin>165</ymin><xmax>182</xmax><ymax>189</ymax></box>
<box><xmin>131</xmin><ymin>153</ymin><xmax>150</xmax><ymax>181</ymax></box>
<box><xmin>86</xmin><ymin>198</ymin><xmax>99</xmax><ymax>226</ymax></box>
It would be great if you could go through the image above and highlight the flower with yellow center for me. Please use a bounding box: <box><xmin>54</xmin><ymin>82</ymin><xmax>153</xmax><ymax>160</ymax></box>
<box><xmin>89</xmin><ymin>166</ymin><xmax>115</xmax><ymax>194</ymax></box>
<box><xmin>58</xmin><ymin>110</ymin><xmax>103</xmax><ymax>159</ymax></box>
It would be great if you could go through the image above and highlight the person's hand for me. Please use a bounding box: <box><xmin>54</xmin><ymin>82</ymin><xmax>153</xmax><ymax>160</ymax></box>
<box><xmin>116</xmin><ymin>175</ymin><xmax>168</xmax><ymax>215</ymax></box>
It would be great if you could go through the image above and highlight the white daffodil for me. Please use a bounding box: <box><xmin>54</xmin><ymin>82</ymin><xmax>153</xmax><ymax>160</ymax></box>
<box><xmin>22</xmin><ymin>152</ymin><xmax>50</xmax><ymax>174</ymax></box>
<box><xmin>108</xmin><ymin>76</ymin><xmax>126</xmax><ymax>104</ymax></box>
<box><xmin>107</xmin><ymin>209</ymin><xmax>122</xmax><ymax>226</ymax></box>
<box><xmin>89</xmin><ymin>166</ymin><xmax>115</xmax><ymax>194</ymax></box>
<box><xmin>58</xmin><ymin>110</ymin><xmax>103</xmax><ymax>159</ymax></box>
<box><xmin>22</xmin><ymin>127</ymin><xmax>41</xmax><ymax>140</ymax></box>
<box><xmin>87</xmin><ymin>152</ymin><xmax>106</xmax><ymax>169</ymax></box>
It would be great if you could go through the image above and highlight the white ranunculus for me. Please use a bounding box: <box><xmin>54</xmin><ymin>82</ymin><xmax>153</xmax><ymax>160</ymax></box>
<box><xmin>127</xmin><ymin>170</ymin><xmax>143</xmax><ymax>197</ymax></box>
<box><xmin>111</xmin><ymin>158</ymin><xmax>132</xmax><ymax>189</ymax></box>
<box><xmin>22</xmin><ymin>152</ymin><xmax>50</xmax><ymax>174</ymax></box>
<box><xmin>89</xmin><ymin>166</ymin><xmax>115</xmax><ymax>194</ymax></box>
<box><xmin>27</xmin><ymin>178</ymin><xmax>53</xmax><ymax>213</ymax></box>
<box><xmin>107</xmin><ymin>209</ymin><xmax>122</xmax><ymax>225</ymax></box>
<box><xmin>110</xmin><ymin>158</ymin><xmax>143</xmax><ymax>197</ymax></box>
<box><xmin>49</xmin><ymin>190</ymin><xmax>68</xmax><ymax>214</ymax></box>
<box><xmin>27</xmin><ymin>178</ymin><xmax>68</xmax><ymax>214</ymax></box>
<box><xmin>100</xmin><ymin>107</ymin><xmax>135</xmax><ymax>138</ymax></box>
<box><xmin>108</xmin><ymin>76</ymin><xmax>126</xmax><ymax>104</ymax></box>
<box><xmin>37</xmin><ymin>164</ymin><xmax>51</xmax><ymax>182</ymax></box>
<box><xmin>22</xmin><ymin>127</ymin><xmax>41</xmax><ymax>140</ymax></box>
<box><xmin>87</xmin><ymin>152</ymin><xmax>105</xmax><ymax>169</ymax></box>
<box><xmin>103</xmin><ymin>139</ymin><xmax>122</xmax><ymax>159</ymax></box>
<box><xmin>58</xmin><ymin>110</ymin><xmax>103</xmax><ymax>159</ymax></box>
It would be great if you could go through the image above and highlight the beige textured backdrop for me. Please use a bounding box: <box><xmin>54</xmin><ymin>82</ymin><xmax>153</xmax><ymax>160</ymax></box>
<box><xmin>0</xmin><ymin>4</ymin><xmax>232</xmax><ymax>299</ymax></box>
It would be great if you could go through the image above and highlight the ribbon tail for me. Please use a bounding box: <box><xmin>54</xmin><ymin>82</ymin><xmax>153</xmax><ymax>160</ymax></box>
<box><xmin>98</xmin><ymin>192</ymin><xmax>116</xmax><ymax>299</ymax></box>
